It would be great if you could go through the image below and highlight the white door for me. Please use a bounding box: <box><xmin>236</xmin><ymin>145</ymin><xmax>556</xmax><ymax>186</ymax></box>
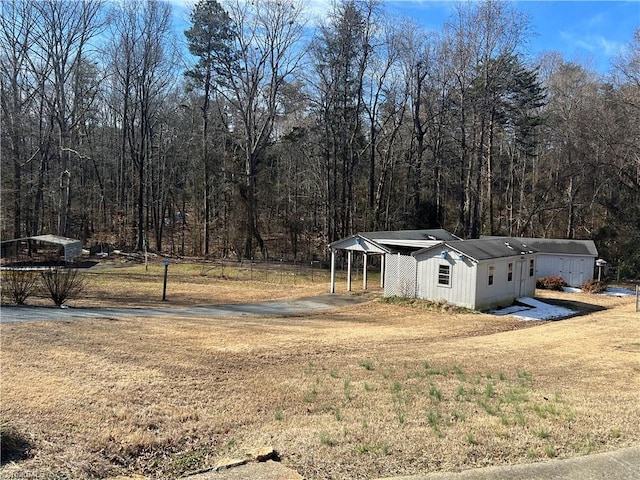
<box><xmin>517</xmin><ymin>260</ymin><xmax>526</xmax><ymax>297</ymax></box>
<box><xmin>568</xmin><ymin>258</ymin><xmax>584</xmax><ymax>287</ymax></box>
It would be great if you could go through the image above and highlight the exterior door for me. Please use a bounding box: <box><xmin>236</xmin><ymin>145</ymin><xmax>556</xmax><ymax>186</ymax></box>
<box><xmin>568</xmin><ymin>258</ymin><xmax>584</xmax><ymax>287</ymax></box>
<box><xmin>517</xmin><ymin>260</ymin><xmax>526</xmax><ymax>297</ymax></box>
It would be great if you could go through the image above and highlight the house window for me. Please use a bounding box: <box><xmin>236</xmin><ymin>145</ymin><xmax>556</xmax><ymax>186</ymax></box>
<box><xmin>438</xmin><ymin>264</ymin><xmax>451</xmax><ymax>286</ymax></box>
<box><xmin>529</xmin><ymin>259</ymin><xmax>535</xmax><ymax>277</ymax></box>
<box><xmin>508</xmin><ymin>262</ymin><xmax>513</xmax><ymax>282</ymax></box>
<box><xmin>488</xmin><ymin>265</ymin><xmax>495</xmax><ymax>286</ymax></box>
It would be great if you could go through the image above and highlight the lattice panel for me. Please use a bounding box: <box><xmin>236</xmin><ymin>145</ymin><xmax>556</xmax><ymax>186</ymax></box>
<box><xmin>384</xmin><ymin>254</ymin><xmax>417</xmax><ymax>297</ymax></box>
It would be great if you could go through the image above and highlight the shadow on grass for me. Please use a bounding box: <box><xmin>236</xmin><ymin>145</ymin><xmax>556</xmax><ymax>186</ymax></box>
<box><xmin>539</xmin><ymin>297</ymin><xmax>607</xmax><ymax>316</ymax></box>
<box><xmin>1</xmin><ymin>422</ymin><xmax>33</xmax><ymax>465</ymax></box>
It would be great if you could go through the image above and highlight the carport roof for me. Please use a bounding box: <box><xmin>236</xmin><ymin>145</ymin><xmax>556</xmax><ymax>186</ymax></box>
<box><xmin>329</xmin><ymin>229</ymin><xmax>459</xmax><ymax>252</ymax></box>
<box><xmin>1</xmin><ymin>234</ymin><xmax>82</xmax><ymax>263</ymax></box>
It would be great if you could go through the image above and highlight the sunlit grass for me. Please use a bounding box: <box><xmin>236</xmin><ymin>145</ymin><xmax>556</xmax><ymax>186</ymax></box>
<box><xmin>0</xmin><ymin>287</ymin><xmax>637</xmax><ymax>479</ymax></box>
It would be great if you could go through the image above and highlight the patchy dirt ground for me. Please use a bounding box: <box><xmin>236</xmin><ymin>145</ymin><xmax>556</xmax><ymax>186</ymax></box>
<box><xmin>1</xmin><ymin>273</ymin><xmax>638</xmax><ymax>479</ymax></box>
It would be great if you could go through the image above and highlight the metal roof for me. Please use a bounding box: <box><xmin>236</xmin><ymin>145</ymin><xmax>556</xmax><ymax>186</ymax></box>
<box><xmin>328</xmin><ymin>235</ymin><xmax>390</xmax><ymax>253</ymax></box>
<box><xmin>360</xmin><ymin>229</ymin><xmax>461</xmax><ymax>242</ymax></box>
<box><xmin>1</xmin><ymin>235</ymin><xmax>82</xmax><ymax>262</ymax></box>
<box><xmin>1</xmin><ymin>234</ymin><xmax>80</xmax><ymax>247</ymax></box>
<box><xmin>329</xmin><ymin>229</ymin><xmax>458</xmax><ymax>252</ymax></box>
<box><xmin>482</xmin><ymin>236</ymin><xmax>598</xmax><ymax>257</ymax></box>
<box><xmin>30</xmin><ymin>235</ymin><xmax>82</xmax><ymax>247</ymax></box>
<box><xmin>414</xmin><ymin>238</ymin><xmax>538</xmax><ymax>262</ymax></box>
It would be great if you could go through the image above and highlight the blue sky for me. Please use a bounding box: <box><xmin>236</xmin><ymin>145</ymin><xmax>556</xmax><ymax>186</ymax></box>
<box><xmin>174</xmin><ymin>0</ymin><xmax>639</xmax><ymax>74</ymax></box>
<box><xmin>383</xmin><ymin>0</ymin><xmax>639</xmax><ymax>73</ymax></box>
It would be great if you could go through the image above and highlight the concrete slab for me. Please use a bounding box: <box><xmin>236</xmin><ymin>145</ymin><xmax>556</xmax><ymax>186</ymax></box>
<box><xmin>183</xmin><ymin>461</ymin><xmax>303</xmax><ymax>480</ymax></box>
<box><xmin>376</xmin><ymin>445</ymin><xmax>640</xmax><ymax>480</ymax></box>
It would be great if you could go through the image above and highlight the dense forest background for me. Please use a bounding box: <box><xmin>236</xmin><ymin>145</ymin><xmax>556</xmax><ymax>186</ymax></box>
<box><xmin>1</xmin><ymin>0</ymin><xmax>639</xmax><ymax>277</ymax></box>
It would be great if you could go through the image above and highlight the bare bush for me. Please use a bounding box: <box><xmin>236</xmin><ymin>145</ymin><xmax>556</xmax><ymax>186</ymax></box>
<box><xmin>536</xmin><ymin>276</ymin><xmax>566</xmax><ymax>291</ymax></box>
<box><xmin>2</xmin><ymin>269</ymin><xmax>40</xmax><ymax>305</ymax></box>
<box><xmin>581</xmin><ymin>278</ymin><xmax>607</xmax><ymax>294</ymax></box>
<box><xmin>40</xmin><ymin>268</ymin><xmax>86</xmax><ymax>306</ymax></box>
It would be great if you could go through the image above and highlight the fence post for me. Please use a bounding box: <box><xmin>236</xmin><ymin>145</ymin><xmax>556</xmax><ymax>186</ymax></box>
<box><xmin>636</xmin><ymin>285</ymin><xmax>639</xmax><ymax>313</ymax></box>
<box><xmin>162</xmin><ymin>258</ymin><xmax>169</xmax><ymax>301</ymax></box>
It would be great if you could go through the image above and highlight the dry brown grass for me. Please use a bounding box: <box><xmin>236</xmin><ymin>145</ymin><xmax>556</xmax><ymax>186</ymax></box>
<box><xmin>1</xmin><ymin>268</ymin><xmax>638</xmax><ymax>479</ymax></box>
<box><xmin>1</xmin><ymin>259</ymin><xmax>333</xmax><ymax>307</ymax></box>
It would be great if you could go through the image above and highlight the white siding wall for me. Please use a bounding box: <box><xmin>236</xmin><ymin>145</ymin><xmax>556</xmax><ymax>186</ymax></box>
<box><xmin>415</xmin><ymin>251</ymin><xmax>477</xmax><ymax>309</ymax></box>
<box><xmin>535</xmin><ymin>254</ymin><xmax>594</xmax><ymax>287</ymax></box>
<box><xmin>415</xmin><ymin>252</ymin><xmax>537</xmax><ymax>310</ymax></box>
<box><xmin>384</xmin><ymin>254</ymin><xmax>417</xmax><ymax>297</ymax></box>
<box><xmin>475</xmin><ymin>258</ymin><xmax>529</xmax><ymax>310</ymax></box>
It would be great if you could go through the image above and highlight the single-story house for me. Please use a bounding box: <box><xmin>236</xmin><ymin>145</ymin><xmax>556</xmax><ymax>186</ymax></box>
<box><xmin>482</xmin><ymin>236</ymin><xmax>598</xmax><ymax>287</ymax></box>
<box><xmin>404</xmin><ymin>238</ymin><xmax>538</xmax><ymax>311</ymax></box>
<box><xmin>329</xmin><ymin>229</ymin><xmax>600</xmax><ymax>310</ymax></box>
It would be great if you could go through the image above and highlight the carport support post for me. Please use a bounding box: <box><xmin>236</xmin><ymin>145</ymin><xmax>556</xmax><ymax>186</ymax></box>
<box><xmin>330</xmin><ymin>249</ymin><xmax>336</xmax><ymax>293</ymax></box>
<box><xmin>363</xmin><ymin>253</ymin><xmax>368</xmax><ymax>290</ymax></box>
<box><xmin>380</xmin><ymin>254</ymin><xmax>385</xmax><ymax>288</ymax></box>
<box><xmin>347</xmin><ymin>250</ymin><xmax>352</xmax><ymax>292</ymax></box>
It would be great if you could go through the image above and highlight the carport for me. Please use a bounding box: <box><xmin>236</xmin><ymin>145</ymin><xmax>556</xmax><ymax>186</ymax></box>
<box><xmin>1</xmin><ymin>234</ymin><xmax>82</xmax><ymax>265</ymax></box>
<box><xmin>328</xmin><ymin>234</ymin><xmax>389</xmax><ymax>293</ymax></box>
<box><xmin>328</xmin><ymin>229</ymin><xmax>461</xmax><ymax>293</ymax></box>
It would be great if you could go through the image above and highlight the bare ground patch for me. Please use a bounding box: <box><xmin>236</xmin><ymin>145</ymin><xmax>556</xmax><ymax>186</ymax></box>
<box><xmin>1</xmin><ymin>279</ymin><xmax>638</xmax><ymax>479</ymax></box>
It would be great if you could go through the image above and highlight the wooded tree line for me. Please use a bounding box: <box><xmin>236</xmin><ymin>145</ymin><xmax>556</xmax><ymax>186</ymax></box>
<box><xmin>2</xmin><ymin>0</ymin><xmax>639</xmax><ymax>276</ymax></box>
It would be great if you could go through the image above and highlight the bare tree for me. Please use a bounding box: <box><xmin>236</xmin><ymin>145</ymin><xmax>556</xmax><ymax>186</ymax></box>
<box><xmin>216</xmin><ymin>0</ymin><xmax>305</xmax><ymax>258</ymax></box>
<box><xmin>444</xmin><ymin>0</ymin><xmax>529</xmax><ymax>237</ymax></box>
<box><xmin>105</xmin><ymin>0</ymin><xmax>178</xmax><ymax>251</ymax></box>
<box><xmin>0</xmin><ymin>0</ymin><xmax>37</xmax><ymax>239</ymax></box>
<box><xmin>185</xmin><ymin>0</ymin><xmax>235</xmax><ymax>255</ymax></box>
<box><xmin>311</xmin><ymin>0</ymin><xmax>378</xmax><ymax>241</ymax></box>
<box><xmin>30</xmin><ymin>0</ymin><xmax>104</xmax><ymax>237</ymax></box>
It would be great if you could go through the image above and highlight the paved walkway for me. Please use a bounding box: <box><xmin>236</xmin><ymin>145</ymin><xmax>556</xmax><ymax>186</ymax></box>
<box><xmin>378</xmin><ymin>444</ymin><xmax>640</xmax><ymax>480</ymax></box>
<box><xmin>0</xmin><ymin>294</ymin><xmax>367</xmax><ymax>323</ymax></box>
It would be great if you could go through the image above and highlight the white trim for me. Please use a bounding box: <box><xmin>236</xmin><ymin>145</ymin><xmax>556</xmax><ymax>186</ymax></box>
<box><xmin>363</xmin><ymin>253</ymin><xmax>368</xmax><ymax>290</ymax></box>
<box><xmin>330</xmin><ymin>250</ymin><xmax>336</xmax><ymax>293</ymax></box>
<box><xmin>347</xmin><ymin>250</ymin><xmax>352</xmax><ymax>292</ymax></box>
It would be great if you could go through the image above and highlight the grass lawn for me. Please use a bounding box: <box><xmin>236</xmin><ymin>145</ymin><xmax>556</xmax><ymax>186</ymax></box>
<box><xmin>1</xmin><ymin>262</ymin><xmax>638</xmax><ymax>479</ymax></box>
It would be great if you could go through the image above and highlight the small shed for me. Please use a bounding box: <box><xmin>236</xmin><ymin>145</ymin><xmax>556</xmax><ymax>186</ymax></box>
<box><xmin>385</xmin><ymin>238</ymin><xmax>538</xmax><ymax>311</ymax></box>
<box><xmin>521</xmin><ymin>238</ymin><xmax>597</xmax><ymax>287</ymax></box>
<box><xmin>482</xmin><ymin>237</ymin><xmax>598</xmax><ymax>287</ymax></box>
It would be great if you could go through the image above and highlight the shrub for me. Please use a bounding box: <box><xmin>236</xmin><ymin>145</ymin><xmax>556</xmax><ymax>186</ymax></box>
<box><xmin>2</xmin><ymin>269</ymin><xmax>39</xmax><ymax>305</ymax></box>
<box><xmin>536</xmin><ymin>276</ymin><xmax>566</xmax><ymax>291</ymax></box>
<box><xmin>40</xmin><ymin>267</ymin><xmax>86</xmax><ymax>306</ymax></box>
<box><xmin>581</xmin><ymin>279</ymin><xmax>606</xmax><ymax>294</ymax></box>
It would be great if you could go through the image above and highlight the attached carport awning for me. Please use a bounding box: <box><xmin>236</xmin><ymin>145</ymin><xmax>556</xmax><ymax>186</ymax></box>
<box><xmin>328</xmin><ymin>234</ymin><xmax>390</xmax><ymax>293</ymax></box>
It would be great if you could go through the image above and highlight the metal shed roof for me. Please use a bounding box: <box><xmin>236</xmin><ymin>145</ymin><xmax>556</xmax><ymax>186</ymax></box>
<box><xmin>1</xmin><ymin>235</ymin><xmax>82</xmax><ymax>263</ymax></box>
<box><xmin>481</xmin><ymin>236</ymin><xmax>598</xmax><ymax>257</ymax></box>
<box><xmin>414</xmin><ymin>238</ymin><xmax>538</xmax><ymax>262</ymax></box>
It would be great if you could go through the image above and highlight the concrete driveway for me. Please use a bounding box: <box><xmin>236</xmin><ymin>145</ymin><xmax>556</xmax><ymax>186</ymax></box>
<box><xmin>0</xmin><ymin>293</ymin><xmax>368</xmax><ymax>323</ymax></box>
